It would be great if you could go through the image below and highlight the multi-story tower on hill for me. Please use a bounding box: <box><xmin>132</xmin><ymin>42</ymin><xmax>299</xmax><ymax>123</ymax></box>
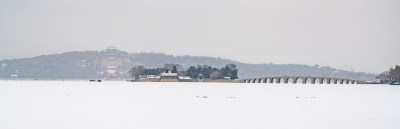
<box><xmin>100</xmin><ymin>46</ymin><xmax>123</xmax><ymax>78</ymax></box>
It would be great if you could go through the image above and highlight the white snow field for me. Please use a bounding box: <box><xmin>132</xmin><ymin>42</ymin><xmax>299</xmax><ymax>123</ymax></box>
<box><xmin>1</xmin><ymin>81</ymin><xmax>400</xmax><ymax>129</ymax></box>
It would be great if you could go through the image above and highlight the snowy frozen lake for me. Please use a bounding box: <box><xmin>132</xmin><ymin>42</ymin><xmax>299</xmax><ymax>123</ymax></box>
<box><xmin>1</xmin><ymin>81</ymin><xmax>400</xmax><ymax>129</ymax></box>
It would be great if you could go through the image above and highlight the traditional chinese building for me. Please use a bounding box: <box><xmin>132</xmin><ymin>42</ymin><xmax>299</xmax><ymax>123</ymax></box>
<box><xmin>160</xmin><ymin>71</ymin><xmax>179</xmax><ymax>82</ymax></box>
<box><xmin>100</xmin><ymin>46</ymin><xmax>123</xmax><ymax>77</ymax></box>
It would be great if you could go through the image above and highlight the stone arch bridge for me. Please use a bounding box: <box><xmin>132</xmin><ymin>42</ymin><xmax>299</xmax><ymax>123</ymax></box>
<box><xmin>241</xmin><ymin>76</ymin><xmax>366</xmax><ymax>84</ymax></box>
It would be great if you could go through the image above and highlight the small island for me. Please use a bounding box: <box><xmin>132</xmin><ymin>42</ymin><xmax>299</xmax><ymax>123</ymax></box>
<box><xmin>128</xmin><ymin>64</ymin><xmax>238</xmax><ymax>82</ymax></box>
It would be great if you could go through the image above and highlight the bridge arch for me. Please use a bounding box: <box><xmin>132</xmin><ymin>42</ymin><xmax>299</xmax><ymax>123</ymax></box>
<box><xmin>247</xmin><ymin>80</ymin><xmax>251</xmax><ymax>83</ymax></box>
<box><xmin>327</xmin><ymin>78</ymin><xmax>333</xmax><ymax>84</ymax></box>
<box><xmin>312</xmin><ymin>78</ymin><xmax>319</xmax><ymax>84</ymax></box>
<box><xmin>311</xmin><ymin>77</ymin><xmax>317</xmax><ymax>84</ymax></box>
<box><xmin>319</xmin><ymin>78</ymin><xmax>326</xmax><ymax>84</ymax></box>
<box><xmin>304</xmin><ymin>78</ymin><xmax>312</xmax><ymax>84</ymax></box>
<box><xmin>276</xmin><ymin>78</ymin><xmax>283</xmax><ymax>83</ymax></box>
<box><xmin>293</xmin><ymin>77</ymin><xmax>299</xmax><ymax>83</ymax></box>
<box><xmin>286</xmin><ymin>78</ymin><xmax>294</xmax><ymax>84</ymax></box>
<box><xmin>339</xmin><ymin>79</ymin><xmax>345</xmax><ymax>84</ymax></box>
<box><xmin>301</xmin><ymin>77</ymin><xmax>309</xmax><ymax>84</ymax></box>
<box><xmin>269</xmin><ymin>77</ymin><xmax>281</xmax><ymax>84</ymax></box>
<box><xmin>269</xmin><ymin>78</ymin><xmax>274</xmax><ymax>83</ymax></box>
<box><xmin>258</xmin><ymin>78</ymin><xmax>263</xmax><ymax>83</ymax></box>
<box><xmin>327</xmin><ymin>78</ymin><xmax>332</xmax><ymax>84</ymax></box>
<box><xmin>294</xmin><ymin>77</ymin><xmax>301</xmax><ymax>84</ymax></box>
<box><xmin>329</xmin><ymin>78</ymin><xmax>338</xmax><ymax>84</ymax></box>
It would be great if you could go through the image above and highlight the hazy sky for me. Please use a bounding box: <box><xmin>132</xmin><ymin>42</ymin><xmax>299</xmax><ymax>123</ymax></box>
<box><xmin>0</xmin><ymin>0</ymin><xmax>399</xmax><ymax>73</ymax></box>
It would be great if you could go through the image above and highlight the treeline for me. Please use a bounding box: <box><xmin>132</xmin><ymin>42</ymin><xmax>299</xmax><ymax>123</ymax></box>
<box><xmin>128</xmin><ymin>64</ymin><xmax>238</xmax><ymax>80</ymax></box>
<box><xmin>376</xmin><ymin>65</ymin><xmax>400</xmax><ymax>83</ymax></box>
<box><xmin>186</xmin><ymin>64</ymin><xmax>238</xmax><ymax>80</ymax></box>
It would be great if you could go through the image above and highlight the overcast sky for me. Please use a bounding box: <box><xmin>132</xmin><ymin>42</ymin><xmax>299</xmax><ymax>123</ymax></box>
<box><xmin>0</xmin><ymin>0</ymin><xmax>399</xmax><ymax>73</ymax></box>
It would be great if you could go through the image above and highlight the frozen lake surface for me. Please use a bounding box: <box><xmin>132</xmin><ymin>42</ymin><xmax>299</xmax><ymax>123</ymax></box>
<box><xmin>1</xmin><ymin>81</ymin><xmax>400</xmax><ymax>129</ymax></box>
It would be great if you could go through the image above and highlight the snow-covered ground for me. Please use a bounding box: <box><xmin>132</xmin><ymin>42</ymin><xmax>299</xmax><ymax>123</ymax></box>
<box><xmin>1</xmin><ymin>81</ymin><xmax>400</xmax><ymax>129</ymax></box>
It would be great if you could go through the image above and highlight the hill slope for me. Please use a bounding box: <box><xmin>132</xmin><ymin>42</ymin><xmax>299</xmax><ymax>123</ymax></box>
<box><xmin>0</xmin><ymin>50</ymin><xmax>375</xmax><ymax>80</ymax></box>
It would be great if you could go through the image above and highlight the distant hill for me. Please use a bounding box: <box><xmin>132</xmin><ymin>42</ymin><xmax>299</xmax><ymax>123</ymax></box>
<box><xmin>0</xmin><ymin>50</ymin><xmax>376</xmax><ymax>80</ymax></box>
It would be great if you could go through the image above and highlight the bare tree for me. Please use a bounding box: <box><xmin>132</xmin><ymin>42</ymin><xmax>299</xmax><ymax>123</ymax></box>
<box><xmin>376</xmin><ymin>71</ymin><xmax>390</xmax><ymax>83</ymax></box>
<box><xmin>394</xmin><ymin>65</ymin><xmax>400</xmax><ymax>81</ymax></box>
<box><xmin>377</xmin><ymin>65</ymin><xmax>400</xmax><ymax>83</ymax></box>
<box><xmin>128</xmin><ymin>65</ymin><xmax>145</xmax><ymax>79</ymax></box>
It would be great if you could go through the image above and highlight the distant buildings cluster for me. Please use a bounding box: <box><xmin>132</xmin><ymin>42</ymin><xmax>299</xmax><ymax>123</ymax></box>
<box><xmin>139</xmin><ymin>71</ymin><xmax>192</xmax><ymax>82</ymax></box>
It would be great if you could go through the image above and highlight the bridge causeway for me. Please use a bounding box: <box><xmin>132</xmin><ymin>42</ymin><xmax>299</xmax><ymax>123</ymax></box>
<box><xmin>241</xmin><ymin>76</ymin><xmax>366</xmax><ymax>84</ymax></box>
